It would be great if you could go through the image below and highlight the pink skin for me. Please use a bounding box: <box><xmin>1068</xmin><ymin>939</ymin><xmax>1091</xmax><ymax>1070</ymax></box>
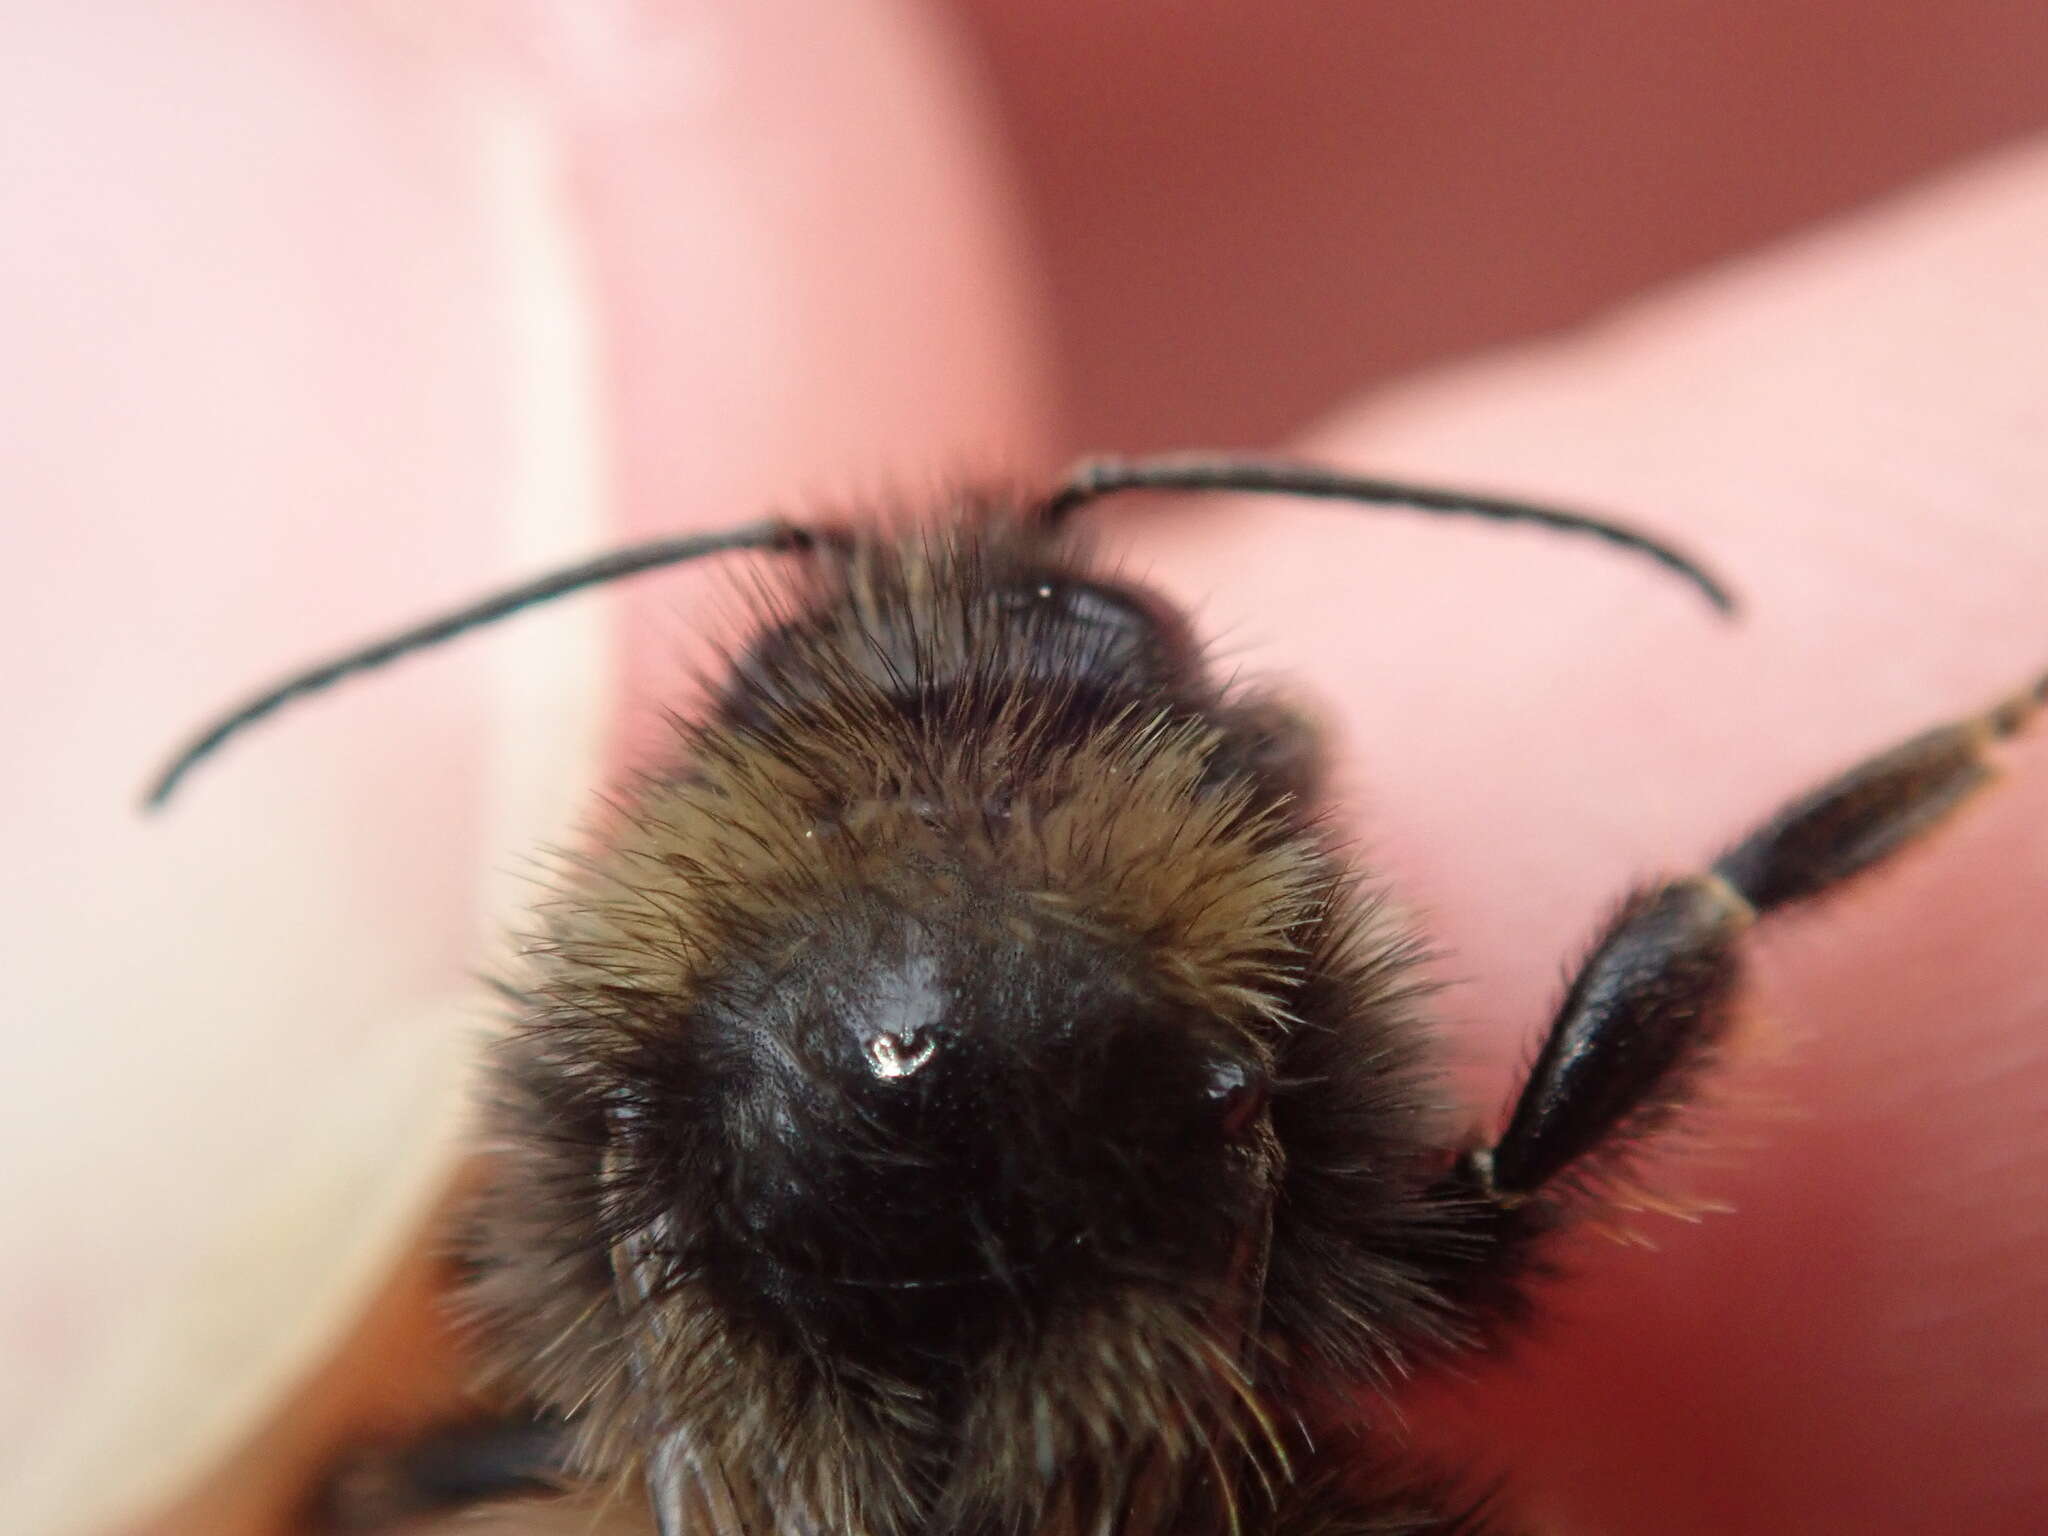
<box><xmin>1126</xmin><ymin>146</ymin><xmax>2048</xmax><ymax>1533</ymax></box>
<box><xmin>4</xmin><ymin>4</ymin><xmax>2041</xmax><ymax>1534</ymax></box>
<box><xmin>5</xmin><ymin>5</ymin><xmax>1038</xmax><ymax>1533</ymax></box>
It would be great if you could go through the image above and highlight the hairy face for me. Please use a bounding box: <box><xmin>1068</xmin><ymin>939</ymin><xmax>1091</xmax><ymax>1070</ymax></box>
<box><xmin>463</xmin><ymin>526</ymin><xmax>1456</xmax><ymax>1536</ymax></box>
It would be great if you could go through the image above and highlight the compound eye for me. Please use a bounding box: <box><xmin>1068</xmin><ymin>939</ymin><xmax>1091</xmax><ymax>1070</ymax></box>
<box><xmin>998</xmin><ymin>573</ymin><xmax>1196</xmax><ymax>694</ymax></box>
<box><xmin>1201</xmin><ymin>1056</ymin><xmax>1269</xmax><ymax>1140</ymax></box>
<box><xmin>1004</xmin><ymin>574</ymin><xmax>1151</xmax><ymax>633</ymax></box>
<box><xmin>1053</xmin><ymin>578</ymin><xmax>1148</xmax><ymax>634</ymax></box>
<box><xmin>1014</xmin><ymin>574</ymin><xmax>1176</xmax><ymax>650</ymax></box>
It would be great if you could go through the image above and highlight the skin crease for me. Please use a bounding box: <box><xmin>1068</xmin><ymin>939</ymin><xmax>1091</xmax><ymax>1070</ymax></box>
<box><xmin>6</xmin><ymin>4</ymin><xmax>2040</xmax><ymax>1536</ymax></box>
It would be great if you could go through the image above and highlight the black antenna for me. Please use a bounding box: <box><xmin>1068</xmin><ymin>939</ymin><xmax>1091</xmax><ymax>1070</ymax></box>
<box><xmin>146</xmin><ymin>455</ymin><xmax>1734</xmax><ymax>810</ymax></box>
<box><xmin>142</xmin><ymin>519</ymin><xmax>804</xmax><ymax>810</ymax></box>
<box><xmin>1042</xmin><ymin>453</ymin><xmax>1735</xmax><ymax>615</ymax></box>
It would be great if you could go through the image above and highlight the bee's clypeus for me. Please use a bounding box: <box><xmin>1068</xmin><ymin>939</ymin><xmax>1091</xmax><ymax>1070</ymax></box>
<box><xmin>150</xmin><ymin>456</ymin><xmax>2038</xmax><ymax>1535</ymax></box>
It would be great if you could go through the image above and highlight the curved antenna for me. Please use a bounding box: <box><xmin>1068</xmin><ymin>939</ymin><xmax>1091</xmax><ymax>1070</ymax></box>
<box><xmin>142</xmin><ymin>519</ymin><xmax>805</xmax><ymax>810</ymax></box>
<box><xmin>147</xmin><ymin>457</ymin><xmax>1732</xmax><ymax>810</ymax></box>
<box><xmin>1043</xmin><ymin>453</ymin><xmax>1736</xmax><ymax>615</ymax></box>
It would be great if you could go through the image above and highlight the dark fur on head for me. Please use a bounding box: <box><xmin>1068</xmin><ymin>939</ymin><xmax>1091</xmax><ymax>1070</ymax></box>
<box><xmin>465</xmin><ymin>510</ymin><xmax>1486</xmax><ymax>1536</ymax></box>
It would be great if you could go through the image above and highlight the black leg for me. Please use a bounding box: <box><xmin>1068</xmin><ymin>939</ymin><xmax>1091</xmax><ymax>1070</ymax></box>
<box><xmin>1450</xmin><ymin>666</ymin><xmax>2044</xmax><ymax>1225</ymax></box>
<box><xmin>314</xmin><ymin>1413</ymin><xmax>571</xmax><ymax>1532</ymax></box>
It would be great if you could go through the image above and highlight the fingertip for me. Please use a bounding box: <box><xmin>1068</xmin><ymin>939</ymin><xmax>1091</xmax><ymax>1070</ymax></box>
<box><xmin>1114</xmin><ymin>139</ymin><xmax>2048</xmax><ymax>1533</ymax></box>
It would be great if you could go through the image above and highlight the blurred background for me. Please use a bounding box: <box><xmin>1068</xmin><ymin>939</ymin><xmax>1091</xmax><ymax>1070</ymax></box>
<box><xmin>956</xmin><ymin>0</ymin><xmax>2048</xmax><ymax>451</ymax></box>
<box><xmin>4</xmin><ymin>4</ymin><xmax>2046</xmax><ymax>1534</ymax></box>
